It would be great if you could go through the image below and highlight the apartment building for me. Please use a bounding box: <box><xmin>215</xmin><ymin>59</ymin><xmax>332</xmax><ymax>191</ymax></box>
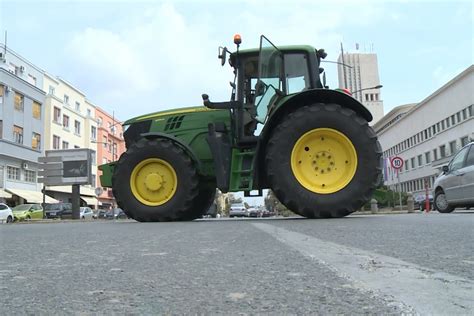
<box><xmin>42</xmin><ymin>73</ymin><xmax>99</xmax><ymax>207</ymax></box>
<box><xmin>337</xmin><ymin>52</ymin><xmax>384</xmax><ymax>124</ymax></box>
<box><xmin>374</xmin><ymin>66</ymin><xmax>473</xmax><ymax>197</ymax></box>
<box><xmin>95</xmin><ymin>106</ymin><xmax>125</xmax><ymax>209</ymax></box>
<box><xmin>0</xmin><ymin>44</ymin><xmax>58</xmax><ymax>204</ymax></box>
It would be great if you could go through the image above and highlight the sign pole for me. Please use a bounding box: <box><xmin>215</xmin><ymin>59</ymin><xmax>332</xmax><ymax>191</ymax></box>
<box><xmin>398</xmin><ymin>170</ymin><xmax>402</xmax><ymax>211</ymax></box>
<box><xmin>72</xmin><ymin>184</ymin><xmax>80</xmax><ymax>220</ymax></box>
<box><xmin>425</xmin><ymin>178</ymin><xmax>430</xmax><ymax>213</ymax></box>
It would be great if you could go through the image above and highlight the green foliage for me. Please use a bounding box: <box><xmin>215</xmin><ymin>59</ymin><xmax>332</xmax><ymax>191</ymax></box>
<box><xmin>371</xmin><ymin>186</ymin><xmax>408</xmax><ymax>208</ymax></box>
<box><xmin>264</xmin><ymin>190</ymin><xmax>295</xmax><ymax>217</ymax></box>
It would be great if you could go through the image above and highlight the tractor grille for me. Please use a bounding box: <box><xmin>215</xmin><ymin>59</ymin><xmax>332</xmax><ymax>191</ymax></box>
<box><xmin>164</xmin><ymin>115</ymin><xmax>185</xmax><ymax>131</ymax></box>
<box><xmin>124</xmin><ymin>120</ymin><xmax>152</xmax><ymax>149</ymax></box>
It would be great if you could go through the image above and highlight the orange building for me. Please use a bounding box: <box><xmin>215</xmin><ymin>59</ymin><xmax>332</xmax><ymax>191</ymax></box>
<box><xmin>95</xmin><ymin>107</ymin><xmax>125</xmax><ymax>208</ymax></box>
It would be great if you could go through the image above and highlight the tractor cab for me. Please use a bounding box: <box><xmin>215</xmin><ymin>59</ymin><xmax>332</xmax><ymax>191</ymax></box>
<box><xmin>203</xmin><ymin>35</ymin><xmax>327</xmax><ymax>146</ymax></box>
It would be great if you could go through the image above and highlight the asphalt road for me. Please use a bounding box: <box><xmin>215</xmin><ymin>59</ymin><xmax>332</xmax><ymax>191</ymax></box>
<box><xmin>1</xmin><ymin>212</ymin><xmax>473</xmax><ymax>315</ymax></box>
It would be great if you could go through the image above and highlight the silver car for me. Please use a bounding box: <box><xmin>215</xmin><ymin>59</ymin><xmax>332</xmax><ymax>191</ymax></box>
<box><xmin>433</xmin><ymin>142</ymin><xmax>474</xmax><ymax>213</ymax></box>
<box><xmin>80</xmin><ymin>207</ymin><xmax>94</xmax><ymax>220</ymax></box>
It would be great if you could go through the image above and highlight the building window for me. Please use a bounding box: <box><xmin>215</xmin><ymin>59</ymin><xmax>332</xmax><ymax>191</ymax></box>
<box><xmin>441</xmin><ymin>120</ymin><xmax>445</xmax><ymax>130</ymax></box>
<box><xmin>456</xmin><ymin>112</ymin><xmax>461</xmax><ymax>123</ymax></box>
<box><xmin>63</xmin><ymin>115</ymin><xmax>70</xmax><ymax>129</ymax></box>
<box><xmin>75</xmin><ymin>101</ymin><xmax>80</xmax><ymax>112</ymax></box>
<box><xmin>87</xmin><ymin>108</ymin><xmax>91</xmax><ymax>117</ymax></box>
<box><xmin>469</xmin><ymin>105</ymin><xmax>473</xmax><ymax>117</ymax></box>
<box><xmin>446</xmin><ymin>118</ymin><xmax>450</xmax><ymax>128</ymax></box>
<box><xmin>74</xmin><ymin>145</ymin><xmax>80</xmax><ymax>149</ymax></box>
<box><xmin>25</xmin><ymin>170</ymin><xmax>36</xmax><ymax>183</ymax></box>
<box><xmin>27</xmin><ymin>74</ymin><xmax>37</xmax><ymax>86</ymax></box>
<box><xmin>411</xmin><ymin>157</ymin><xmax>415</xmax><ymax>169</ymax></box>
<box><xmin>0</xmin><ymin>85</ymin><xmax>4</xmax><ymax>104</ymax></box>
<box><xmin>440</xmin><ymin>145</ymin><xmax>446</xmax><ymax>158</ymax></box>
<box><xmin>62</xmin><ymin>141</ymin><xmax>69</xmax><ymax>149</ymax></box>
<box><xmin>32</xmin><ymin>132</ymin><xmax>41</xmax><ymax>150</ymax></box>
<box><xmin>462</xmin><ymin>109</ymin><xmax>467</xmax><ymax>120</ymax></box>
<box><xmin>91</xmin><ymin>150</ymin><xmax>96</xmax><ymax>165</ymax></box>
<box><xmin>91</xmin><ymin>126</ymin><xmax>97</xmax><ymax>140</ymax></box>
<box><xmin>425</xmin><ymin>152</ymin><xmax>431</xmax><ymax>164</ymax></box>
<box><xmin>418</xmin><ymin>155</ymin><xmax>423</xmax><ymax>166</ymax></box>
<box><xmin>14</xmin><ymin>92</ymin><xmax>24</xmax><ymax>111</ymax></box>
<box><xmin>49</xmin><ymin>85</ymin><xmax>55</xmax><ymax>95</ymax></box>
<box><xmin>53</xmin><ymin>107</ymin><xmax>61</xmax><ymax>123</ymax></box>
<box><xmin>432</xmin><ymin>125</ymin><xmax>436</xmax><ymax>135</ymax></box>
<box><xmin>417</xmin><ymin>133</ymin><xmax>420</xmax><ymax>143</ymax></box>
<box><xmin>64</xmin><ymin>95</ymin><xmax>69</xmax><ymax>104</ymax></box>
<box><xmin>461</xmin><ymin>136</ymin><xmax>469</xmax><ymax>147</ymax></box>
<box><xmin>53</xmin><ymin>135</ymin><xmax>60</xmax><ymax>149</ymax></box>
<box><xmin>433</xmin><ymin>148</ymin><xmax>438</xmax><ymax>161</ymax></box>
<box><xmin>32</xmin><ymin>101</ymin><xmax>41</xmax><ymax>119</ymax></box>
<box><xmin>74</xmin><ymin>120</ymin><xmax>81</xmax><ymax>135</ymax></box>
<box><xmin>91</xmin><ymin>174</ymin><xmax>96</xmax><ymax>188</ymax></box>
<box><xmin>449</xmin><ymin>141</ymin><xmax>457</xmax><ymax>155</ymax></box>
<box><xmin>102</xmin><ymin>136</ymin><xmax>107</xmax><ymax>148</ymax></box>
<box><xmin>405</xmin><ymin>160</ymin><xmax>409</xmax><ymax>171</ymax></box>
<box><xmin>108</xmin><ymin>140</ymin><xmax>112</xmax><ymax>153</ymax></box>
<box><xmin>13</xmin><ymin>125</ymin><xmax>23</xmax><ymax>144</ymax></box>
<box><xmin>7</xmin><ymin>166</ymin><xmax>20</xmax><ymax>180</ymax></box>
<box><xmin>451</xmin><ymin>115</ymin><xmax>455</xmax><ymax>126</ymax></box>
<box><xmin>98</xmin><ymin>117</ymin><xmax>103</xmax><ymax>127</ymax></box>
<box><xmin>0</xmin><ymin>120</ymin><xmax>2</xmax><ymax>139</ymax></box>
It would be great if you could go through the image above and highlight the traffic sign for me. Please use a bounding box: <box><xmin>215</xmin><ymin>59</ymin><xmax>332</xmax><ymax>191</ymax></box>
<box><xmin>391</xmin><ymin>156</ymin><xmax>404</xmax><ymax>169</ymax></box>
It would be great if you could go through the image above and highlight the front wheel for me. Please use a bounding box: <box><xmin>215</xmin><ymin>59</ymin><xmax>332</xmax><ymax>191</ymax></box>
<box><xmin>266</xmin><ymin>103</ymin><xmax>382</xmax><ymax>218</ymax></box>
<box><xmin>434</xmin><ymin>190</ymin><xmax>454</xmax><ymax>213</ymax></box>
<box><xmin>6</xmin><ymin>216</ymin><xmax>13</xmax><ymax>223</ymax></box>
<box><xmin>112</xmin><ymin>138</ymin><xmax>199</xmax><ymax>222</ymax></box>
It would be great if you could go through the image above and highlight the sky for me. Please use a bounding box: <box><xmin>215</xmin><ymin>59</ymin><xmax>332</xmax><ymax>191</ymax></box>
<box><xmin>1</xmin><ymin>0</ymin><xmax>472</xmax><ymax>123</ymax></box>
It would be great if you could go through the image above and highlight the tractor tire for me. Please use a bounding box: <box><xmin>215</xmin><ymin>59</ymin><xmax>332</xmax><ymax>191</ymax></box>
<box><xmin>179</xmin><ymin>180</ymin><xmax>216</xmax><ymax>221</ymax></box>
<box><xmin>112</xmin><ymin>138</ymin><xmax>199</xmax><ymax>222</ymax></box>
<box><xmin>266</xmin><ymin>103</ymin><xmax>382</xmax><ymax>218</ymax></box>
<box><xmin>434</xmin><ymin>190</ymin><xmax>454</xmax><ymax>213</ymax></box>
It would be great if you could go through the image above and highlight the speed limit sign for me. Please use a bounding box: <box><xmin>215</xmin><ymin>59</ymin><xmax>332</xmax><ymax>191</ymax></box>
<box><xmin>391</xmin><ymin>156</ymin><xmax>404</xmax><ymax>169</ymax></box>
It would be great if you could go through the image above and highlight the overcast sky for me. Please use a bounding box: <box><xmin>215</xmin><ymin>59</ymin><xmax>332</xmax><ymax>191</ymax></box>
<box><xmin>1</xmin><ymin>0</ymin><xmax>472</xmax><ymax>122</ymax></box>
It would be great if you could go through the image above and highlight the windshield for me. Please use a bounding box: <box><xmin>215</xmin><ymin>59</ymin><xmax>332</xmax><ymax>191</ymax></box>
<box><xmin>255</xmin><ymin>35</ymin><xmax>283</xmax><ymax>123</ymax></box>
<box><xmin>13</xmin><ymin>204</ymin><xmax>32</xmax><ymax>211</ymax></box>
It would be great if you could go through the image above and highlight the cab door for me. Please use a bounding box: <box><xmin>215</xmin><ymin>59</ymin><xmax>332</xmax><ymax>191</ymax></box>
<box><xmin>444</xmin><ymin>146</ymin><xmax>470</xmax><ymax>202</ymax></box>
<box><xmin>459</xmin><ymin>144</ymin><xmax>474</xmax><ymax>203</ymax></box>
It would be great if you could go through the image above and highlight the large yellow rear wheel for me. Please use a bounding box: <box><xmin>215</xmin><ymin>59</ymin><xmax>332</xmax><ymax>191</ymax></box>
<box><xmin>265</xmin><ymin>103</ymin><xmax>382</xmax><ymax>218</ymax></box>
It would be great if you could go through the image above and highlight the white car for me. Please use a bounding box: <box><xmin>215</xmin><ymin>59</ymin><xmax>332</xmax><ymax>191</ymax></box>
<box><xmin>0</xmin><ymin>203</ymin><xmax>14</xmax><ymax>223</ymax></box>
<box><xmin>80</xmin><ymin>207</ymin><xmax>94</xmax><ymax>220</ymax></box>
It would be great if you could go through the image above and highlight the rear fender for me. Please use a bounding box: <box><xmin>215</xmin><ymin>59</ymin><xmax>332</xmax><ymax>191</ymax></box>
<box><xmin>253</xmin><ymin>89</ymin><xmax>372</xmax><ymax>189</ymax></box>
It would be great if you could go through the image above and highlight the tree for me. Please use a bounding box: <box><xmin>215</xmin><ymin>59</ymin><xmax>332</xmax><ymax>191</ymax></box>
<box><xmin>264</xmin><ymin>190</ymin><xmax>295</xmax><ymax>217</ymax></box>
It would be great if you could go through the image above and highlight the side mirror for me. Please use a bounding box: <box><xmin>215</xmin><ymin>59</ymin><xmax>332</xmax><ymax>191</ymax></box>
<box><xmin>255</xmin><ymin>80</ymin><xmax>267</xmax><ymax>97</ymax></box>
<box><xmin>218</xmin><ymin>46</ymin><xmax>227</xmax><ymax>66</ymax></box>
<box><xmin>442</xmin><ymin>165</ymin><xmax>449</xmax><ymax>173</ymax></box>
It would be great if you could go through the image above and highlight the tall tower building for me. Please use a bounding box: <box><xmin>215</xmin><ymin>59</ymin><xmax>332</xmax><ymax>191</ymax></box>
<box><xmin>337</xmin><ymin>51</ymin><xmax>384</xmax><ymax>124</ymax></box>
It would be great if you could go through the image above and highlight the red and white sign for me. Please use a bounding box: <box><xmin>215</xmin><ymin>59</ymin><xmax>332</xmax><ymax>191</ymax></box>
<box><xmin>391</xmin><ymin>156</ymin><xmax>404</xmax><ymax>170</ymax></box>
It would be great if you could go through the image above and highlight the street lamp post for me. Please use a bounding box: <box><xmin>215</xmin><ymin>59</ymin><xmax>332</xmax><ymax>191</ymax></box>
<box><xmin>352</xmin><ymin>84</ymin><xmax>383</xmax><ymax>95</ymax></box>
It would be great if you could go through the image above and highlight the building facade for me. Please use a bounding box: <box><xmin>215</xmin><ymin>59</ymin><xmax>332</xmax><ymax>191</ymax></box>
<box><xmin>374</xmin><ymin>66</ymin><xmax>474</xmax><ymax>197</ymax></box>
<box><xmin>95</xmin><ymin>106</ymin><xmax>125</xmax><ymax>209</ymax></box>
<box><xmin>337</xmin><ymin>52</ymin><xmax>384</xmax><ymax>124</ymax></box>
<box><xmin>0</xmin><ymin>44</ymin><xmax>53</xmax><ymax>204</ymax></box>
<box><xmin>42</xmin><ymin>73</ymin><xmax>99</xmax><ymax>207</ymax></box>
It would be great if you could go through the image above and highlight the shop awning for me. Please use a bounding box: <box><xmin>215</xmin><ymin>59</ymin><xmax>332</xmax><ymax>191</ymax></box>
<box><xmin>46</xmin><ymin>185</ymin><xmax>96</xmax><ymax>196</ymax></box>
<box><xmin>7</xmin><ymin>189</ymin><xmax>59</xmax><ymax>204</ymax></box>
<box><xmin>0</xmin><ymin>189</ymin><xmax>12</xmax><ymax>199</ymax></box>
<box><xmin>81</xmin><ymin>196</ymin><xmax>98</xmax><ymax>206</ymax></box>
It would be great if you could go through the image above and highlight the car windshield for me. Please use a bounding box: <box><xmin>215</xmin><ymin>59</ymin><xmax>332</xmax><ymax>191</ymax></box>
<box><xmin>13</xmin><ymin>204</ymin><xmax>32</xmax><ymax>211</ymax></box>
<box><xmin>44</xmin><ymin>204</ymin><xmax>61</xmax><ymax>210</ymax></box>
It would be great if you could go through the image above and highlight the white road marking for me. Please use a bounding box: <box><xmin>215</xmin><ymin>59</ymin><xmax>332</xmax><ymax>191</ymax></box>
<box><xmin>253</xmin><ymin>223</ymin><xmax>474</xmax><ymax>315</ymax></box>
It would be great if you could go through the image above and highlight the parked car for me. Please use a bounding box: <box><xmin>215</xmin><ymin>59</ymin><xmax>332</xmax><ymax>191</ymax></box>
<box><xmin>80</xmin><ymin>207</ymin><xmax>94</xmax><ymax>220</ymax></box>
<box><xmin>97</xmin><ymin>209</ymin><xmax>108</xmax><ymax>219</ymax></box>
<box><xmin>247</xmin><ymin>207</ymin><xmax>260</xmax><ymax>217</ymax></box>
<box><xmin>413</xmin><ymin>194</ymin><xmax>434</xmax><ymax>211</ymax></box>
<box><xmin>44</xmin><ymin>203</ymin><xmax>72</xmax><ymax>219</ymax></box>
<box><xmin>12</xmin><ymin>204</ymin><xmax>43</xmax><ymax>221</ymax></box>
<box><xmin>105</xmin><ymin>208</ymin><xmax>128</xmax><ymax>219</ymax></box>
<box><xmin>0</xmin><ymin>203</ymin><xmax>13</xmax><ymax>223</ymax></box>
<box><xmin>433</xmin><ymin>142</ymin><xmax>474</xmax><ymax>213</ymax></box>
<box><xmin>229</xmin><ymin>203</ymin><xmax>248</xmax><ymax>217</ymax></box>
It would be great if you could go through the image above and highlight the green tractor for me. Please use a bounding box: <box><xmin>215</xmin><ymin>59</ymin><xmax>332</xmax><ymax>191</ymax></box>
<box><xmin>99</xmin><ymin>35</ymin><xmax>382</xmax><ymax>222</ymax></box>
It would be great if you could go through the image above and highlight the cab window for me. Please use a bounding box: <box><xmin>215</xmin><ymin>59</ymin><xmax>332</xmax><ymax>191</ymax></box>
<box><xmin>284</xmin><ymin>53</ymin><xmax>310</xmax><ymax>94</ymax></box>
<box><xmin>449</xmin><ymin>146</ymin><xmax>469</xmax><ymax>171</ymax></box>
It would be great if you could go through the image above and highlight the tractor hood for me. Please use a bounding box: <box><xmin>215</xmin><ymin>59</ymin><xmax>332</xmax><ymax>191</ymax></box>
<box><xmin>124</xmin><ymin>106</ymin><xmax>215</xmax><ymax>125</ymax></box>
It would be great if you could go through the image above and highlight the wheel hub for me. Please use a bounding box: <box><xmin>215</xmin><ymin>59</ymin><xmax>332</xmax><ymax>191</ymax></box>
<box><xmin>291</xmin><ymin>128</ymin><xmax>357</xmax><ymax>194</ymax></box>
<box><xmin>130</xmin><ymin>158</ymin><xmax>177</xmax><ymax>206</ymax></box>
<box><xmin>145</xmin><ymin>173</ymin><xmax>163</xmax><ymax>191</ymax></box>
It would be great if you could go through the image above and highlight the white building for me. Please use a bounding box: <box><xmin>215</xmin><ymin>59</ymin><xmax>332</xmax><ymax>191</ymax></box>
<box><xmin>374</xmin><ymin>65</ymin><xmax>473</xmax><ymax>196</ymax></box>
<box><xmin>42</xmin><ymin>73</ymin><xmax>99</xmax><ymax>207</ymax></box>
<box><xmin>337</xmin><ymin>52</ymin><xmax>384</xmax><ymax>124</ymax></box>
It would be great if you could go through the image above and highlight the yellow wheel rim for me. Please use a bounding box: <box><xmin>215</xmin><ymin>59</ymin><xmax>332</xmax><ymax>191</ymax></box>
<box><xmin>130</xmin><ymin>158</ymin><xmax>177</xmax><ymax>206</ymax></box>
<box><xmin>291</xmin><ymin>128</ymin><xmax>357</xmax><ymax>194</ymax></box>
